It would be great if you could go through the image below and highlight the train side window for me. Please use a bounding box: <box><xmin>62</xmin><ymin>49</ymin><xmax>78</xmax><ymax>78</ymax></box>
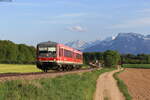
<box><xmin>76</xmin><ymin>54</ymin><xmax>81</xmax><ymax>59</ymax></box>
<box><xmin>59</xmin><ymin>48</ymin><xmax>63</xmax><ymax>57</ymax></box>
<box><xmin>64</xmin><ymin>50</ymin><xmax>73</xmax><ymax>58</ymax></box>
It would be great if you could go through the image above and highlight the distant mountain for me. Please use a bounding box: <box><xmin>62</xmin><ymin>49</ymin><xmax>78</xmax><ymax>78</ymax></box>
<box><xmin>65</xmin><ymin>40</ymin><xmax>88</xmax><ymax>50</ymax></box>
<box><xmin>84</xmin><ymin>33</ymin><xmax>150</xmax><ymax>54</ymax></box>
<box><xmin>65</xmin><ymin>39</ymin><xmax>101</xmax><ymax>50</ymax></box>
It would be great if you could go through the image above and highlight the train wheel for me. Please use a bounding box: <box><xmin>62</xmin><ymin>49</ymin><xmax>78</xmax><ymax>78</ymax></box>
<box><xmin>66</xmin><ymin>65</ymin><xmax>69</xmax><ymax>71</ymax></box>
<box><xmin>62</xmin><ymin>65</ymin><xmax>66</xmax><ymax>71</ymax></box>
<box><xmin>76</xmin><ymin>65</ymin><xmax>81</xmax><ymax>69</ymax></box>
<box><xmin>58</xmin><ymin>65</ymin><xmax>63</xmax><ymax>71</ymax></box>
<box><xmin>69</xmin><ymin>65</ymin><xmax>73</xmax><ymax>71</ymax></box>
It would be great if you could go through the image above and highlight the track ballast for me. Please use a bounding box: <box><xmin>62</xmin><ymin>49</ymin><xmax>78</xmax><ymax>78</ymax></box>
<box><xmin>0</xmin><ymin>68</ymin><xmax>98</xmax><ymax>82</ymax></box>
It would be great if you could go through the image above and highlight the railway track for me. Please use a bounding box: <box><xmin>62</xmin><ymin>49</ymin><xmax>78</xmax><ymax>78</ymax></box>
<box><xmin>0</xmin><ymin>68</ymin><xmax>99</xmax><ymax>82</ymax></box>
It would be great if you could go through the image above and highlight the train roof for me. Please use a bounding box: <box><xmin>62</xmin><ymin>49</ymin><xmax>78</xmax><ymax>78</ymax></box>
<box><xmin>37</xmin><ymin>41</ymin><xmax>82</xmax><ymax>54</ymax></box>
<box><xmin>37</xmin><ymin>41</ymin><xmax>57</xmax><ymax>47</ymax></box>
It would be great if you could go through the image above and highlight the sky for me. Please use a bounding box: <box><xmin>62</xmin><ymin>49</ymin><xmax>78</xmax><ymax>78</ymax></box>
<box><xmin>1</xmin><ymin>0</ymin><xmax>150</xmax><ymax>45</ymax></box>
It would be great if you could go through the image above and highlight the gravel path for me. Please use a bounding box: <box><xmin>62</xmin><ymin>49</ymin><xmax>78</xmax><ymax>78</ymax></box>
<box><xmin>94</xmin><ymin>69</ymin><xmax>125</xmax><ymax>100</ymax></box>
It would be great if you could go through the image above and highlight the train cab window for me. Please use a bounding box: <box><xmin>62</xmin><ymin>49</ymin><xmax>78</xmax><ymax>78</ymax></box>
<box><xmin>38</xmin><ymin>47</ymin><xmax>56</xmax><ymax>57</ymax></box>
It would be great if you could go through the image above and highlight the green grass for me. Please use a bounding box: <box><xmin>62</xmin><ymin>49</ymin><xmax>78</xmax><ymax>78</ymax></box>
<box><xmin>113</xmin><ymin>70</ymin><xmax>132</xmax><ymax>100</ymax></box>
<box><xmin>104</xmin><ymin>97</ymin><xmax>109</xmax><ymax>100</ymax></box>
<box><xmin>0</xmin><ymin>68</ymin><xmax>114</xmax><ymax>100</ymax></box>
<box><xmin>122</xmin><ymin>64</ymin><xmax>150</xmax><ymax>69</ymax></box>
<box><xmin>0</xmin><ymin>64</ymin><xmax>42</xmax><ymax>73</ymax></box>
<box><xmin>81</xmin><ymin>64</ymin><xmax>91</xmax><ymax>68</ymax></box>
<box><xmin>0</xmin><ymin>64</ymin><xmax>90</xmax><ymax>73</ymax></box>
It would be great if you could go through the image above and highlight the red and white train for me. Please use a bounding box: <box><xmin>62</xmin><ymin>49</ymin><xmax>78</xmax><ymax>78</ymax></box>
<box><xmin>36</xmin><ymin>41</ymin><xmax>83</xmax><ymax>72</ymax></box>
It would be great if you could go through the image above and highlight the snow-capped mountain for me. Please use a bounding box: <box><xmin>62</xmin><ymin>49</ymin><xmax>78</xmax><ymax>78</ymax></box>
<box><xmin>65</xmin><ymin>40</ymin><xmax>88</xmax><ymax>50</ymax></box>
<box><xmin>65</xmin><ymin>40</ymin><xmax>101</xmax><ymax>50</ymax></box>
<box><xmin>84</xmin><ymin>33</ymin><xmax>150</xmax><ymax>54</ymax></box>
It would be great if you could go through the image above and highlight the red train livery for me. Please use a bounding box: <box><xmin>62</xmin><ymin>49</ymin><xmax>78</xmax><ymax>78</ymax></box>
<box><xmin>36</xmin><ymin>41</ymin><xmax>83</xmax><ymax>72</ymax></box>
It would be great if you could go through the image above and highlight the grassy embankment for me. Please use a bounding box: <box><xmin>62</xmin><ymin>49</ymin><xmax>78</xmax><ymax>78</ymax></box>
<box><xmin>0</xmin><ymin>68</ymin><xmax>114</xmax><ymax>100</ymax></box>
<box><xmin>0</xmin><ymin>64</ymin><xmax>42</xmax><ymax>73</ymax></box>
<box><xmin>122</xmin><ymin>64</ymin><xmax>150</xmax><ymax>69</ymax></box>
<box><xmin>113</xmin><ymin>70</ymin><xmax>132</xmax><ymax>100</ymax></box>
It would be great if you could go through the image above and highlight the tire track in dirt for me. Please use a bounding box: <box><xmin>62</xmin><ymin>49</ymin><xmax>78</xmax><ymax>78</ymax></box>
<box><xmin>94</xmin><ymin>69</ymin><xmax>125</xmax><ymax>100</ymax></box>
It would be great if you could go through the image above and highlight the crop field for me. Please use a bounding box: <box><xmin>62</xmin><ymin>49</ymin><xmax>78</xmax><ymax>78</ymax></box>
<box><xmin>0</xmin><ymin>68</ymin><xmax>114</xmax><ymax>100</ymax></box>
<box><xmin>122</xmin><ymin>64</ymin><xmax>150</xmax><ymax>69</ymax></box>
<box><xmin>119</xmin><ymin>68</ymin><xmax>150</xmax><ymax>100</ymax></box>
<box><xmin>0</xmin><ymin>64</ymin><xmax>42</xmax><ymax>73</ymax></box>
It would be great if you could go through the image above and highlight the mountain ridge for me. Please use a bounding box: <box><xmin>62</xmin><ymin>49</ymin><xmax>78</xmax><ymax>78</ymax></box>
<box><xmin>66</xmin><ymin>33</ymin><xmax>150</xmax><ymax>54</ymax></box>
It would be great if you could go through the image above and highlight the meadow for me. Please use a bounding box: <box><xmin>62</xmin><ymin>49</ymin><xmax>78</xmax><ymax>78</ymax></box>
<box><xmin>122</xmin><ymin>64</ymin><xmax>150</xmax><ymax>69</ymax></box>
<box><xmin>0</xmin><ymin>64</ymin><xmax>42</xmax><ymax>73</ymax></box>
<box><xmin>0</xmin><ymin>68</ymin><xmax>114</xmax><ymax>100</ymax></box>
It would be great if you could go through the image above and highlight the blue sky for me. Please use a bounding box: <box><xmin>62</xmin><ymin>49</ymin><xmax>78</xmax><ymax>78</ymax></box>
<box><xmin>1</xmin><ymin>0</ymin><xmax>150</xmax><ymax>45</ymax></box>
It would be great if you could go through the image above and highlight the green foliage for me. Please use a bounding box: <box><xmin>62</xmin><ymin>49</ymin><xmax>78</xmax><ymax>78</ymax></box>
<box><xmin>83</xmin><ymin>52</ymin><xmax>104</xmax><ymax>64</ymax></box>
<box><xmin>121</xmin><ymin>54</ymin><xmax>150</xmax><ymax>64</ymax></box>
<box><xmin>113</xmin><ymin>70</ymin><xmax>132</xmax><ymax>100</ymax></box>
<box><xmin>0</xmin><ymin>68</ymin><xmax>114</xmax><ymax>100</ymax></box>
<box><xmin>83</xmin><ymin>51</ymin><xmax>150</xmax><ymax>66</ymax></box>
<box><xmin>0</xmin><ymin>40</ymin><xmax>36</xmax><ymax>64</ymax></box>
<box><xmin>103</xmin><ymin>50</ymin><xmax>121</xmax><ymax>67</ymax></box>
<box><xmin>122</xmin><ymin>64</ymin><xmax>150</xmax><ymax>69</ymax></box>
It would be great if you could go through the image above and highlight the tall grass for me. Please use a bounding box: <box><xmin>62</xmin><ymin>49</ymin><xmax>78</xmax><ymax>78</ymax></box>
<box><xmin>0</xmin><ymin>68</ymin><xmax>114</xmax><ymax>100</ymax></box>
<box><xmin>122</xmin><ymin>64</ymin><xmax>150</xmax><ymax>69</ymax></box>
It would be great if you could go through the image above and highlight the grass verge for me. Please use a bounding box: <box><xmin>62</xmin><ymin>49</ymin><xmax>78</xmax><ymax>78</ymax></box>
<box><xmin>122</xmin><ymin>64</ymin><xmax>150</xmax><ymax>69</ymax></box>
<box><xmin>113</xmin><ymin>70</ymin><xmax>132</xmax><ymax>100</ymax></box>
<box><xmin>0</xmin><ymin>68</ymin><xmax>114</xmax><ymax>100</ymax></box>
<box><xmin>0</xmin><ymin>64</ymin><xmax>42</xmax><ymax>73</ymax></box>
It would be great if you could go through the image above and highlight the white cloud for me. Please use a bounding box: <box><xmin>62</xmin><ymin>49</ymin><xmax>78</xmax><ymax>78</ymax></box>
<box><xmin>68</xmin><ymin>26</ymin><xmax>87</xmax><ymax>32</ymax></box>
<box><xmin>109</xmin><ymin>17</ymin><xmax>150</xmax><ymax>29</ymax></box>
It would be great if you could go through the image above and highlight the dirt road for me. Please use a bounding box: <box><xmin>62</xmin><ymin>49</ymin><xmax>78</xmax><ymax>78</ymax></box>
<box><xmin>94</xmin><ymin>69</ymin><xmax>124</xmax><ymax>100</ymax></box>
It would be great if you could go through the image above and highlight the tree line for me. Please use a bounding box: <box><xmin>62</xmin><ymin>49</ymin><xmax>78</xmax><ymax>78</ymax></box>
<box><xmin>0</xmin><ymin>40</ymin><xmax>35</xmax><ymax>64</ymax></box>
<box><xmin>84</xmin><ymin>51</ymin><xmax>150</xmax><ymax>67</ymax></box>
<box><xmin>0</xmin><ymin>40</ymin><xmax>150</xmax><ymax>66</ymax></box>
<box><xmin>84</xmin><ymin>50</ymin><xmax>121</xmax><ymax>67</ymax></box>
<box><xmin>121</xmin><ymin>54</ymin><xmax>150</xmax><ymax>64</ymax></box>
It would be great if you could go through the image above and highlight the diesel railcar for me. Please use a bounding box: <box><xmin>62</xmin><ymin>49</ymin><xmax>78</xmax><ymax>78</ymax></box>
<box><xmin>36</xmin><ymin>41</ymin><xmax>83</xmax><ymax>72</ymax></box>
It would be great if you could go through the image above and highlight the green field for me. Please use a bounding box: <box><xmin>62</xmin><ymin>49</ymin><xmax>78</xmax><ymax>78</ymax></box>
<box><xmin>0</xmin><ymin>64</ymin><xmax>42</xmax><ymax>73</ymax></box>
<box><xmin>0</xmin><ymin>64</ymin><xmax>90</xmax><ymax>73</ymax></box>
<box><xmin>122</xmin><ymin>64</ymin><xmax>150</xmax><ymax>69</ymax></box>
<box><xmin>0</xmin><ymin>68</ymin><xmax>114</xmax><ymax>100</ymax></box>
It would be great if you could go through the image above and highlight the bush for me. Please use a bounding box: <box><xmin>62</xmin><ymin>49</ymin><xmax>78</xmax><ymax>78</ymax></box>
<box><xmin>103</xmin><ymin>50</ymin><xmax>121</xmax><ymax>67</ymax></box>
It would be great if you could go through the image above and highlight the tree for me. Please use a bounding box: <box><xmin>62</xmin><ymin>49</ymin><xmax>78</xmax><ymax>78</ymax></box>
<box><xmin>0</xmin><ymin>40</ymin><xmax>36</xmax><ymax>64</ymax></box>
<box><xmin>103</xmin><ymin>50</ymin><xmax>121</xmax><ymax>67</ymax></box>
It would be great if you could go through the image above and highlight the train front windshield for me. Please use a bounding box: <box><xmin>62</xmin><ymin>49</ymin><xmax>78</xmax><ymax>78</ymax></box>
<box><xmin>38</xmin><ymin>47</ymin><xmax>56</xmax><ymax>57</ymax></box>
